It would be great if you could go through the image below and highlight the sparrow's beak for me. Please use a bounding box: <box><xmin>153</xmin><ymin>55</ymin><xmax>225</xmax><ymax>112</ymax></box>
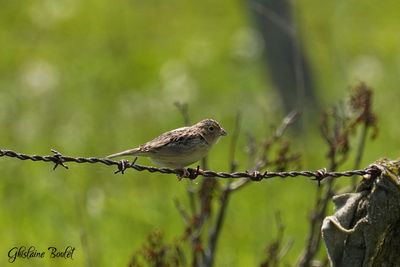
<box><xmin>220</xmin><ymin>128</ymin><xmax>227</xmax><ymax>136</ymax></box>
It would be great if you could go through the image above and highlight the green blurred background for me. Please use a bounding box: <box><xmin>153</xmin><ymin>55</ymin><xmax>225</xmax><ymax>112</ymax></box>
<box><xmin>1</xmin><ymin>0</ymin><xmax>400</xmax><ymax>266</ymax></box>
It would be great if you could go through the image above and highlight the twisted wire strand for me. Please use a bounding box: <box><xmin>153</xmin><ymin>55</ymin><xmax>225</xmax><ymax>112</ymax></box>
<box><xmin>0</xmin><ymin>148</ymin><xmax>381</xmax><ymax>182</ymax></box>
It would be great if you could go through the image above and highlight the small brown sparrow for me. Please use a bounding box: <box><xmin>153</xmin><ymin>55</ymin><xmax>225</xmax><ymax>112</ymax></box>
<box><xmin>107</xmin><ymin>119</ymin><xmax>227</xmax><ymax>169</ymax></box>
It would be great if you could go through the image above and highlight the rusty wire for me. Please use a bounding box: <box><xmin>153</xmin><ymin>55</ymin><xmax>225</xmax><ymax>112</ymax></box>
<box><xmin>0</xmin><ymin>148</ymin><xmax>381</xmax><ymax>182</ymax></box>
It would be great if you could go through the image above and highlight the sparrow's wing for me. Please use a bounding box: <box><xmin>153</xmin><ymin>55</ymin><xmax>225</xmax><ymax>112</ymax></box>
<box><xmin>140</xmin><ymin>126</ymin><xmax>202</xmax><ymax>155</ymax></box>
<box><xmin>107</xmin><ymin>126</ymin><xmax>194</xmax><ymax>159</ymax></box>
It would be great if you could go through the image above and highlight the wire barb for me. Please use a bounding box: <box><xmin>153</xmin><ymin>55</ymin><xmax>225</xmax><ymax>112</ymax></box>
<box><xmin>312</xmin><ymin>168</ymin><xmax>328</xmax><ymax>186</ymax></box>
<box><xmin>115</xmin><ymin>159</ymin><xmax>129</xmax><ymax>174</ymax></box>
<box><xmin>51</xmin><ymin>149</ymin><xmax>69</xmax><ymax>170</ymax></box>
<box><xmin>0</xmin><ymin>148</ymin><xmax>382</xmax><ymax>182</ymax></box>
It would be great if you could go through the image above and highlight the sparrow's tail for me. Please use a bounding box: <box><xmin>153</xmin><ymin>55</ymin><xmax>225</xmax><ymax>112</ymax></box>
<box><xmin>106</xmin><ymin>148</ymin><xmax>141</xmax><ymax>159</ymax></box>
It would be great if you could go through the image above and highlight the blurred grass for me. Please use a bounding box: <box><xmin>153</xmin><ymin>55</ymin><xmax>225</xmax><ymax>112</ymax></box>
<box><xmin>1</xmin><ymin>0</ymin><xmax>400</xmax><ymax>266</ymax></box>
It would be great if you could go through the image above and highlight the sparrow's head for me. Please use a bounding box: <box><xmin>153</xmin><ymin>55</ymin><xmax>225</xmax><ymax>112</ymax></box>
<box><xmin>195</xmin><ymin>119</ymin><xmax>227</xmax><ymax>145</ymax></box>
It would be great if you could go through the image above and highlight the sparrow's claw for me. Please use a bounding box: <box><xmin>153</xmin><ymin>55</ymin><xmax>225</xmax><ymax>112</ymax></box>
<box><xmin>176</xmin><ymin>168</ymin><xmax>190</xmax><ymax>181</ymax></box>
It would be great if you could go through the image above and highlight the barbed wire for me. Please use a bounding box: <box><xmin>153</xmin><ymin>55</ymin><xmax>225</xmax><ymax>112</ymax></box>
<box><xmin>0</xmin><ymin>148</ymin><xmax>382</xmax><ymax>183</ymax></box>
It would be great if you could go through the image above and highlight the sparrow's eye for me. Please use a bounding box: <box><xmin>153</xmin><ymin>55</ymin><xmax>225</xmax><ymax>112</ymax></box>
<box><xmin>208</xmin><ymin>126</ymin><xmax>214</xmax><ymax>132</ymax></box>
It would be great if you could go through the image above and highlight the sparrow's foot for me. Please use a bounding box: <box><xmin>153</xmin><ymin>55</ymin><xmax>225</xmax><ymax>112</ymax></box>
<box><xmin>176</xmin><ymin>168</ymin><xmax>190</xmax><ymax>181</ymax></box>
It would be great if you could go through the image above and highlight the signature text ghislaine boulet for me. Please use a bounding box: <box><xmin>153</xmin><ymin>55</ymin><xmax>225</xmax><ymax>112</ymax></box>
<box><xmin>8</xmin><ymin>246</ymin><xmax>75</xmax><ymax>263</ymax></box>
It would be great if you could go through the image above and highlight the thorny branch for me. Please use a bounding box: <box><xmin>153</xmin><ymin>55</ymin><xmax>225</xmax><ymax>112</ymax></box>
<box><xmin>297</xmin><ymin>83</ymin><xmax>378</xmax><ymax>267</ymax></box>
<box><xmin>260</xmin><ymin>212</ymin><xmax>294</xmax><ymax>267</ymax></box>
<box><xmin>350</xmin><ymin>83</ymin><xmax>378</xmax><ymax>189</ymax></box>
<box><xmin>229</xmin><ymin>110</ymin><xmax>300</xmax><ymax>191</ymax></box>
<box><xmin>0</xmin><ymin>148</ymin><xmax>379</xmax><ymax>182</ymax></box>
<box><xmin>170</xmin><ymin>109</ymin><xmax>302</xmax><ymax>267</ymax></box>
<box><xmin>298</xmin><ymin>105</ymin><xmax>348</xmax><ymax>267</ymax></box>
<box><xmin>174</xmin><ymin>102</ymin><xmax>191</xmax><ymax>126</ymax></box>
<box><xmin>205</xmin><ymin>112</ymin><xmax>242</xmax><ymax>267</ymax></box>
